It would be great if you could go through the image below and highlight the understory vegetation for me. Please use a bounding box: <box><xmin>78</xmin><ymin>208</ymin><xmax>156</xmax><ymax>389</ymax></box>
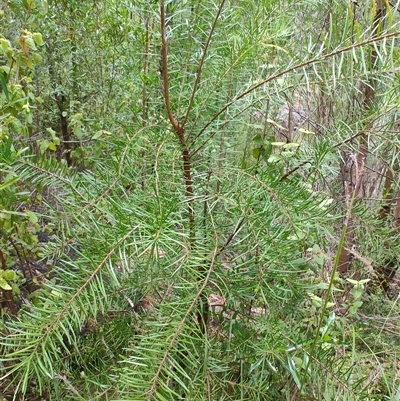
<box><xmin>1</xmin><ymin>0</ymin><xmax>400</xmax><ymax>400</ymax></box>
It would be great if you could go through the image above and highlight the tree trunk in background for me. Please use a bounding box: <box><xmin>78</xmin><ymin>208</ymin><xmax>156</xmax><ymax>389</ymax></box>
<box><xmin>377</xmin><ymin>126</ymin><xmax>400</xmax><ymax>292</ymax></box>
<box><xmin>338</xmin><ymin>0</ymin><xmax>385</xmax><ymax>274</ymax></box>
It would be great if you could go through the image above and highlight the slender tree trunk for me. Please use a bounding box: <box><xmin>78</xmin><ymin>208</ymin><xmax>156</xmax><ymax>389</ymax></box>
<box><xmin>377</xmin><ymin>154</ymin><xmax>400</xmax><ymax>292</ymax></box>
<box><xmin>338</xmin><ymin>0</ymin><xmax>385</xmax><ymax>273</ymax></box>
<box><xmin>54</xmin><ymin>92</ymin><xmax>73</xmax><ymax>167</ymax></box>
<box><xmin>141</xmin><ymin>16</ymin><xmax>150</xmax><ymax>190</ymax></box>
<box><xmin>159</xmin><ymin>0</ymin><xmax>226</xmax><ymax>333</ymax></box>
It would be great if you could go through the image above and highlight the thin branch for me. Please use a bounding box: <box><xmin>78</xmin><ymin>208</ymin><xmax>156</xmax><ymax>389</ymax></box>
<box><xmin>217</xmin><ymin>216</ymin><xmax>245</xmax><ymax>256</ymax></box>
<box><xmin>181</xmin><ymin>0</ymin><xmax>227</xmax><ymax>129</ymax></box>
<box><xmin>53</xmin><ymin>374</ymin><xmax>85</xmax><ymax>400</ymax></box>
<box><xmin>191</xmin><ymin>30</ymin><xmax>400</xmax><ymax>157</ymax></box>
<box><xmin>147</xmin><ymin>200</ymin><xmax>247</xmax><ymax>399</ymax></box>
<box><xmin>147</xmin><ymin>237</ymin><xmax>219</xmax><ymax>400</ymax></box>
<box><xmin>6</xmin><ymin>223</ymin><xmax>142</xmax><ymax>385</ymax></box>
<box><xmin>280</xmin><ymin>160</ymin><xmax>311</xmax><ymax>182</ymax></box>
<box><xmin>74</xmin><ymin>125</ymin><xmax>151</xmax><ymax>217</ymax></box>
<box><xmin>160</xmin><ymin>0</ymin><xmax>182</xmax><ymax>141</ymax></box>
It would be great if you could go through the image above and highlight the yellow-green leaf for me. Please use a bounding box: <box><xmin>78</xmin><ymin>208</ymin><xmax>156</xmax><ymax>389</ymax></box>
<box><xmin>0</xmin><ymin>277</ymin><xmax>12</xmax><ymax>290</ymax></box>
<box><xmin>32</xmin><ymin>32</ymin><xmax>44</xmax><ymax>46</ymax></box>
<box><xmin>3</xmin><ymin>270</ymin><xmax>16</xmax><ymax>281</ymax></box>
<box><xmin>252</xmin><ymin>148</ymin><xmax>261</xmax><ymax>159</ymax></box>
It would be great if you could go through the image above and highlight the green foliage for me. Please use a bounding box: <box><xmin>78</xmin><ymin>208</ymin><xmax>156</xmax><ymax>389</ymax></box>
<box><xmin>0</xmin><ymin>269</ymin><xmax>16</xmax><ymax>291</ymax></box>
<box><xmin>0</xmin><ymin>14</ymin><xmax>46</xmax><ymax>312</ymax></box>
<box><xmin>1</xmin><ymin>0</ymin><xmax>400</xmax><ymax>400</ymax></box>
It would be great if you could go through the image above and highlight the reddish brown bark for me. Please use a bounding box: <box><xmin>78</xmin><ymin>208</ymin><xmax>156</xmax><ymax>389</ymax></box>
<box><xmin>376</xmin><ymin>162</ymin><xmax>400</xmax><ymax>292</ymax></box>
<box><xmin>338</xmin><ymin>1</ymin><xmax>385</xmax><ymax>274</ymax></box>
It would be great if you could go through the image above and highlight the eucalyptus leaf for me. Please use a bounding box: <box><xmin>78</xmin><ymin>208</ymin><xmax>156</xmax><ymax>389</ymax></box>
<box><xmin>32</xmin><ymin>33</ymin><xmax>44</xmax><ymax>46</ymax></box>
<box><xmin>252</xmin><ymin>147</ymin><xmax>261</xmax><ymax>159</ymax></box>
<box><xmin>3</xmin><ymin>270</ymin><xmax>16</xmax><ymax>281</ymax></box>
<box><xmin>0</xmin><ymin>277</ymin><xmax>12</xmax><ymax>290</ymax></box>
